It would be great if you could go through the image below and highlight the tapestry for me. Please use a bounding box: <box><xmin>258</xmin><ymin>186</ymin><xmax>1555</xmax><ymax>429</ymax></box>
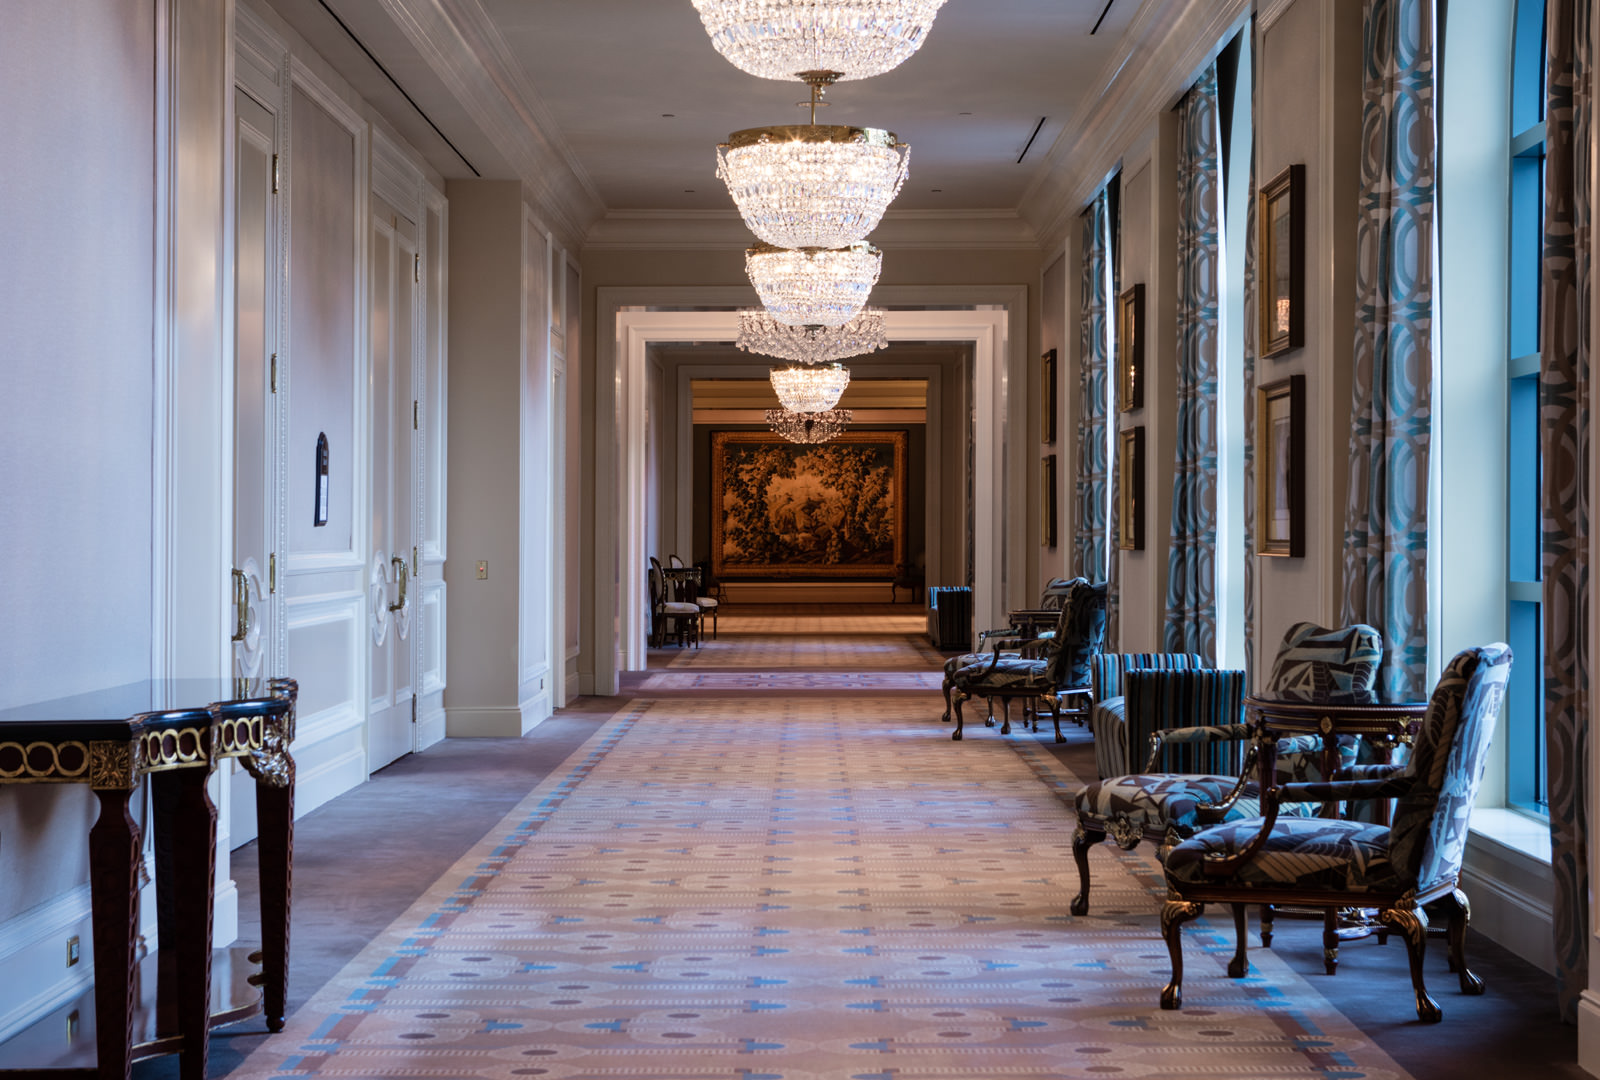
<box><xmin>711</xmin><ymin>430</ymin><xmax>906</xmax><ymax>579</ymax></box>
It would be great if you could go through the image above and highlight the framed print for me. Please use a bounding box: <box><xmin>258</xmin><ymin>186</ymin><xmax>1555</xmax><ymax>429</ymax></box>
<box><xmin>1117</xmin><ymin>284</ymin><xmax>1144</xmax><ymax>411</ymax></box>
<box><xmin>1041</xmin><ymin>454</ymin><xmax>1057</xmax><ymax>548</ymax></box>
<box><xmin>1259</xmin><ymin>163</ymin><xmax>1305</xmax><ymax>358</ymax></box>
<box><xmin>1041</xmin><ymin>349</ymin><xmax>1058</xmax><ymax>444</ymax></box>
<box><xmin>1117</xmin><ymin>426</ymin><xmax>1145</xmax><ymax>551</ymax></box>
<box><xmin>1256</xmin><ymin>374</ymin><xmax>1305</xmax><ymax>557</ymax></box>
<box><xmin>711</xmin><ymin>430</ymin><xmax>907</xmax><ymax>579</ymax></box>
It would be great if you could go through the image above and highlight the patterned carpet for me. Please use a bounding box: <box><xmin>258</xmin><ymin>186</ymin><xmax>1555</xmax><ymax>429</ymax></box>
<box><xmin>710</xmin><ymin>613</ymin><xmax>931</xmax><ymax>636</ymax></box>
<box><xmin>639</xmin><ymin>671</ymin><xmax>944</xmax><ymax>691</ymax></box>
<box><xmin>665</xmin><ymin>633</ymin><xmax>946</xmax><ymax>670</ymax></box>
<box><xmin>231</xmin><ymin>692</ymin><xmax>1412</xmax><ymax>1079</ymax></box>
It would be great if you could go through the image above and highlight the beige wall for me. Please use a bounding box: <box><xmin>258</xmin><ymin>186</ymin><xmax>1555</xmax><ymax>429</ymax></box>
<box><xmin>445</xmin><ymin>180</ymin><xmax>526</xmax><ymax>728</ymax></box>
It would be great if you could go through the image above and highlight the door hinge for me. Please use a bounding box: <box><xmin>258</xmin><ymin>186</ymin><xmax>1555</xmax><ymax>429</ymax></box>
<box><xmin>271</xmin><ymin>153</ymin><xmax>280</xmax><ymax>195</ymax></box>
<box><xmin>413</xmin><ymin>546</ymin><xmax>419</xmax><ymax>576</ymax></box>
<box><xmin>269</xmin><ymin>552</ymin><xmax>277</xmax><ymax>594</ymax></box>
<box><xmin>411</xmin><ymin>694</ymin><xmax>417</xmax><ymax>724</ymax></box>
<box><xmin>270</xmin><ymin>353</ymin><xmax>278</xmax><ymax>393</ymax></box>
<box><xmin>413</xmin><ymin>400</ymin><xmax>419</xmax><ymax>430</ymax></box>
<box><xmin>414</xmin><ymin>252</ymin><xmax>420</xmax><ymax>283</ymax></box>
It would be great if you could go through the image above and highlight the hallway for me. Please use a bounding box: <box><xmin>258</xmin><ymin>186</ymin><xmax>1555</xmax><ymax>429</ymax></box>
<box><xmin>148</xmin><ymin>615</ymin><xmax>1577</xmax><ymax>1078</ymax></box>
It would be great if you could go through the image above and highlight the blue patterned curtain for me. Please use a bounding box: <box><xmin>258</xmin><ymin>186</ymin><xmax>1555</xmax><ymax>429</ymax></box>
<box><xmin>1165</xmin><ymin>64</ymin><xmax>1222</xmax><ymax>660</ymax></box>
<box><xmin>1242</xmin><ymin>23</ymin><xmax>1260</xmax><ymax>691</ymax></box>
<box><xmin>1075</xmin><ymin>196</ymin><xmax>1111</xmax><ymax>588</ymax></box>
<box><xmin>1543</xmin><ymin>0</ymin><xmax>1591</xmax><ymax>1024</ymax></box>
<box><xmin>1339</xmin><ymin>0</ymin><xmax>1435</xmax><ymax>702</ymax></box>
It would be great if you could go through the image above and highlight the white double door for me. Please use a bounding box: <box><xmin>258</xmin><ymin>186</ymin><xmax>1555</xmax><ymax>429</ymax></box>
<box><xmin>366</xmin><ymin>196</ymin><xmax>422</xmax><ymax>772</ymax></box>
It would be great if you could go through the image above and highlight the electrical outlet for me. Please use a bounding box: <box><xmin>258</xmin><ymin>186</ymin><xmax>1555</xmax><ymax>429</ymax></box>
<box><xmin>476</xmin><ymin>561</ymin><xmax>488</xmax><ymax>580</ymax></box>
<box><xmin>67</xmin><ymin>936</ymin><xmax>80</xmax><ymax>967</ymax></box>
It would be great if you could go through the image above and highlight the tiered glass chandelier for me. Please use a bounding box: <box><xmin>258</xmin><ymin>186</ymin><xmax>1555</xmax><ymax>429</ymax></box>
<box><xmin>737</xmin><ymin>307</ymin><xmax>887</xmax><ymax>364</ymax></box>
<box><xmin>717</xmin><ymin>123</ymin><xmax>908</xmax><ymax>249</ymax></box>
<box><xmin>690</xmin><ymin>0</ymin><xmax>949</xmax><ymax>83</ymax></box>
<box><xmin>767</xmin><ymin>407</ymin><xmax>853</xmax><ymax>443</ymax></box>
<box><xmin>770</xmin><ymin>362</ymin><xmax>850</xmax><ymax>412</ymax></box>
<box><xmin>746</xmin><ymin>242</ymin><xmax>881</xmax><ymax>327</ymax></box>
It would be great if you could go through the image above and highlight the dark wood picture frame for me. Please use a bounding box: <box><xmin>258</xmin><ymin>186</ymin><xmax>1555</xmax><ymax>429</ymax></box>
<box><xmin>1041</xmin><ymin>454</ymin><xmax>1057</xmax><ymax>548</ymax></box>
<box><xmin>1040</xmin><ymin>349</ymin><xmax>1058</xmax><ymax>444</ymax></box>
<box><xmin>1117</xmin><ymin>426</ymin><xmax>1144</xmax><ymax>551</ymax></box>
<box><xmin>1256</xmin><ymin>374</ymin><xmax>1305</xmax><ymax>557</ymax></box>
<box><xmin>1117</xmin><ymin>284</ymin><xmax>1144</xmax><ymax>411</ymax></box>
<box><xmin>1259</xmin><ymin>164</ymin><xmax>1305</xmax><ymax>358</ymax></box>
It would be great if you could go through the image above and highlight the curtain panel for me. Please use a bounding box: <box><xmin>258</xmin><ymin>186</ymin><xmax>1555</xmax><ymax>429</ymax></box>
<box><xmin>1242</xmin><ymin>21</ymin><xmax>1260</xmax><ymax>691</ymax></box>
<box><xmin>1543</xmin><ymin>0</ymin><xmax>1592</xmax><ymax>1025</ymax></box>
<box><xmin>1074</xmin><ymin>196</ymin><xmax>1111</xmax><ymax>588</ymax></box>
<box><xmin>1164</xmin><ymin>64</ymin><xmax>1223</xmax><ymax>661</ymax></box>
<box><xmin>1338</xmin><ymin>0</ymin><xmax>1436</xmax><ymax>703</ymax></box>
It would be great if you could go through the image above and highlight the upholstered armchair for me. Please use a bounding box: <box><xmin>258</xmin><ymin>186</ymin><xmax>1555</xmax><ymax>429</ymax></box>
<box><xmin>1157</xmin><ymin>643</ymin><xmax>1512</xmax><ymax>1023</ymax></box>
<box><xmin>1087</xmin><ymin>653</ymin><xmax>1210</xmax><ymax>781</ymax></box>
<box><xmin>940</xmin><ymin>577</ymin><xmax>1077</xmax><ymax>724</ymax></box>
<box><xmin>948</xmin><ymin>579</ymin><xmax>1107</xmax><ymax>744</ymax></box>
<box><xmin>1069</xmin><ymin>623</ymin><xmax>1382</xmax><ymax>917</ymax></box>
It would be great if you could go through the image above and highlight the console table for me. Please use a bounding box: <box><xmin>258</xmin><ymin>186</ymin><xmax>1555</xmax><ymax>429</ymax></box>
<box><xmin>0</xmin><ymin>677</ymin><xmax>297</xmax><ymax>1080</ymax></box>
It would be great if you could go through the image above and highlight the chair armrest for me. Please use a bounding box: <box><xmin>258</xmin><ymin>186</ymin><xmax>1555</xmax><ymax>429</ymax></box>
<box><xmin>1195</xmin><ymin>744</ymin><xmax>1262</xmax><ymax>825</ymax></box>
<box><xmin>1142</xmin><ymin>722</ymin><xmax>1252</xmax><ymax>773</ymax></box>
<box><xmin>1274</xmin><ymin>772</ymin><xmax>1413</xmax><ymax>805</ymax></box>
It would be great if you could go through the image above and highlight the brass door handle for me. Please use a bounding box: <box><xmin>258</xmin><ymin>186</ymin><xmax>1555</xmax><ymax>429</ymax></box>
<box><xmin>389</xmin><ymin>555</ymin><xmax>408</xmax><ymax>613</ymax></box>
<box><xmin>232</xmin><ymin>568</ymin><xmax>249</xmax><ymax>642</ymax></box>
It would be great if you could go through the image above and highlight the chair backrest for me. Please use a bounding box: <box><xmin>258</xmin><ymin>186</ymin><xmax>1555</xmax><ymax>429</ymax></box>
<box><xmin>668</xmin><ymin>554</ymin><xmax>685</xmax><ymax>568</ymax></box>
<box><xmin>1125</xmin><ymin>668</ymin><xmax>1247</xmax><ymax>775</ymax></box>
<box><xmin>1264</xmin><ymin>621</ymin><xmax>1382</xmax><ymax>704</ymax></box>
<box><xmin>1091</xmin><ymin>652</ymin><xmax>1208</xmax><ymax>703</ymax></box>
<box><xmin>648</xmin><ymin>556</ymin><xmax>666</xmax><ymax>614</ymax></box>
<box><xmin>1042</xmin><ymin>579</ymin><xmax>1108</xmax><ymax>689</ymax></box>
<box><xmin>1039</xmin><ymin>576</ymin><xmax>1076</xmax><ymax>610</ymax></box>
<box><xmin>1387</xmin><ymin>643</ymin><xmax>1513</xmax><ymax>894</ymax></box>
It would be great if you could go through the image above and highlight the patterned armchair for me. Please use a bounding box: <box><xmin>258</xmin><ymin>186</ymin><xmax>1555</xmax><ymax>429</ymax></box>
<box><xmin>940</xmin><ymin>577</ymin><xmax>1077</xmax><ymax>724</ymax></box>
<box><xmin>1069</xmin><ymin>623</ymin><xmax>1382</xmax><ymax>917</ymax></box>
<box><xmin>948</xmin><ymin>579</ymin><xmax>1107</xmax><ymax>744</ymax></box>
<box><xmin>1157</xmin><ymin>643</ymin><xmax>1512</xmax><ymax>1023</ymax></box>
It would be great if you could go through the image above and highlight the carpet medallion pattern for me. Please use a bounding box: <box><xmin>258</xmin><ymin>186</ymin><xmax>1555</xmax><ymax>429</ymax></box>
<box><xmin>233</xmin><ymin>697</ymin><xmax>1409</xmax><ymax>1079</ymax></box>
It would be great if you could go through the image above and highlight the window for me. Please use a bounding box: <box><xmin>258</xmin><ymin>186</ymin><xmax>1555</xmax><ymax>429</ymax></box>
<box><xmin>1504</xmin><ymin>0</ymin><xmax>1546</xmax><ymax>815</ymax></box>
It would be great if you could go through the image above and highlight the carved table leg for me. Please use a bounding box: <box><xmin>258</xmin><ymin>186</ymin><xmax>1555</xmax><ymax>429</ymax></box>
<box><xmin>89</xmin><ymin>786</ymin><xmax>140</xmax><ymax>1080</ymax></box>
<box><xmin>153</xmin><ymin>766</ymin><xmax>217</xmax><ymax>1080</ymax></box>
<box><xmin>254</xmin><ymin>761</ymin><xmax>295</xmax><ymax>1031</ymax></box>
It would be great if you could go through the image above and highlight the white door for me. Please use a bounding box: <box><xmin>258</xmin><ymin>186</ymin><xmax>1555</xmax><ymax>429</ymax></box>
<box><xmin>367</xmin><ymin>198</ymin><xmax>420</xmax><ymax>771</ymax></box>
<box><xmin>230</xmin><ymin>85</ymin><xmax>282</xmax><ymax>842</ymax></box>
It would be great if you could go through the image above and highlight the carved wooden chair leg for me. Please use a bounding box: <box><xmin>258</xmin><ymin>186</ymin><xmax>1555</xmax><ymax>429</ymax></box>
<box><xmin>1260</xmin><ymin>903</ymin><xmax>1276</xmax><ymax>947</ymax></box>
<box><xmin>1441</xmin><ymin>888</ymin><xmax>1485</xmax><ymax>994</ymax></box>
<box><xmin>952</xmin><ymin>692</ymin><xmax>967</xmax><ymax>741</ymax></box>
<box><xmin>1378</xmin><ymin>903</ymin><xmax>1442</xmax><ymax>1022</ymax></box>
<box><xmin>1160</xmin><ymin>897</ymin><xmax>1204</xmax><ymax>1010</ymax></box>
<box><xmin>1228</xmin><ymin>903</ymin><xmax>1250</xmax><ymax>977</ymax></box>
<box><xmin>1050</xmin><ymin>696</ymin><xmax>1065</xmax><ymax>743</ymax></box>
<box><xmin>1070</xmin><ymin>822</ymin><xmax>1103</xmax><ymax>916</ymax></box>
<box><xmin>998</xmin><ymin>697</ymin><xmax>1011</xmax><ymax>735</ymax></box>
<box><xmin>941</xmin><ymin>677</ymin><xmax>954</xmax><ymax>722</ymax></box>
<box><xmin>1322</xmin><ymin>909</ymin><xmax>1340</xmax><ymax>974</ymax></box>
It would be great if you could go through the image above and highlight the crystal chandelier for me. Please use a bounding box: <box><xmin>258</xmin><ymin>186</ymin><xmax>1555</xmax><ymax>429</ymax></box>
<box><xmin>737</xmin><ymin>308</ymin><xmax>887</xmax><ymax>364</ymax></box>
<box><xmin>717</xmin><ymin>124</ymin><xmax>909</xmax><ymax>249</ymax></box>
<box><xmin>770</xmin><ymin>362</ymin><xmax>851</xmax><ymax>412</ymax></box>
<box><xmin>747</xmin><ymin>242</ymin><xmax>881</xmax><ymax>327</ymax></box>
<box><xmin>691</xmin><ymin>0</ymin><xmax>949</xmax><ymax>83</ymax></box>
<box><xmin>767</xmin><ymin>407</ymin><xmax>853</xmax><ymax>444</ymax></box>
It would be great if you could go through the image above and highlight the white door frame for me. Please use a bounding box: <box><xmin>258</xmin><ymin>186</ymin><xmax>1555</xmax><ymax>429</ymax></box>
<box><xmin>593</xmin><ymin>284</ymin><xmax>1026</xmax><ymax>694</ymax></box>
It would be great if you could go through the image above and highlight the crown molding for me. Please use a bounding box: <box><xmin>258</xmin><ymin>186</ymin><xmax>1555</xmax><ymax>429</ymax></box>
<box><xmin>583</xmin><ymin>208</ymin><xmax>1041</xmax><ymax>253</ymax></box>
<box><xmin>1019</xmin><ymin>0</ymin><xmax>1251</xmax><ymax>254</ymax></box>
<box><xmin>376</xmin><ymin>0</ymin><xmax>605</xmax><ymax>252</ymax></box>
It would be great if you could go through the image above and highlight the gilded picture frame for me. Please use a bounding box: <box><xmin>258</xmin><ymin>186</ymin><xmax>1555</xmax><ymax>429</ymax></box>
<box><xmin>1117</xmin><ymin>426</ymin><xmax>1144</xmax><ymax>551</ymax></box>
<box><xmin>1041</xmin><ymin>349</ymin><xmax>1058</xmax><ymax>444</ymax></box>
<box><xmin>1041</xmin><ymin>453</ymin><xmax>1057</xmax><ymax>548</ymax></box>
<box><xmin>1256</xmin><ymin>374</ymin><xmax>1305</xmax><ymax>557</ymax></box>
<box><xmin>1259</xmin><ymin>164</ymin><xmax>1305</xmax><ymax>359</ymax></box>
<box><xmin>1117</xmin><ymin>284</ymin><xmax>1144</xmax><ymax>412</ymax></box>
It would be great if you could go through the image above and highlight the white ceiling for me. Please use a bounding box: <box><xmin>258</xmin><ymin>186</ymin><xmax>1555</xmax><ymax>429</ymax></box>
<box><xmin>264</xmin><ymin>0</ymin><xmax>1151</xmax><ymax>223</ymax></box>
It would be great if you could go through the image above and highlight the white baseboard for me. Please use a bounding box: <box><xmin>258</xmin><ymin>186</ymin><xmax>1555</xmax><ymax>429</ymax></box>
<box><xmin>292</xmin><ymin>745</ymin><xmax>368</xmax><ymax>820</ymax></box>
<box><xmin>447</xmin><ymin>706</ymin><xmax>526</xmax><ymax>738</ymax></box>
<box><xmin>1460</xmin><ymin>826</ymin><xmax>1555</xmax><ymax>974</ymax></box>
<box><xmin>520</xmin><ymin>688</ymin><xmax>552</xmax><ymax>733</ymax></box>
<box><xmin>0</xmin><ymin>885</ymin><xmax>95</xmax><ymax>1045</ymax></box>
<box><xmin>1579</xmin><ymin>990</ymin><xmax>1600</xmax><ymax>1077</ymax></box>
